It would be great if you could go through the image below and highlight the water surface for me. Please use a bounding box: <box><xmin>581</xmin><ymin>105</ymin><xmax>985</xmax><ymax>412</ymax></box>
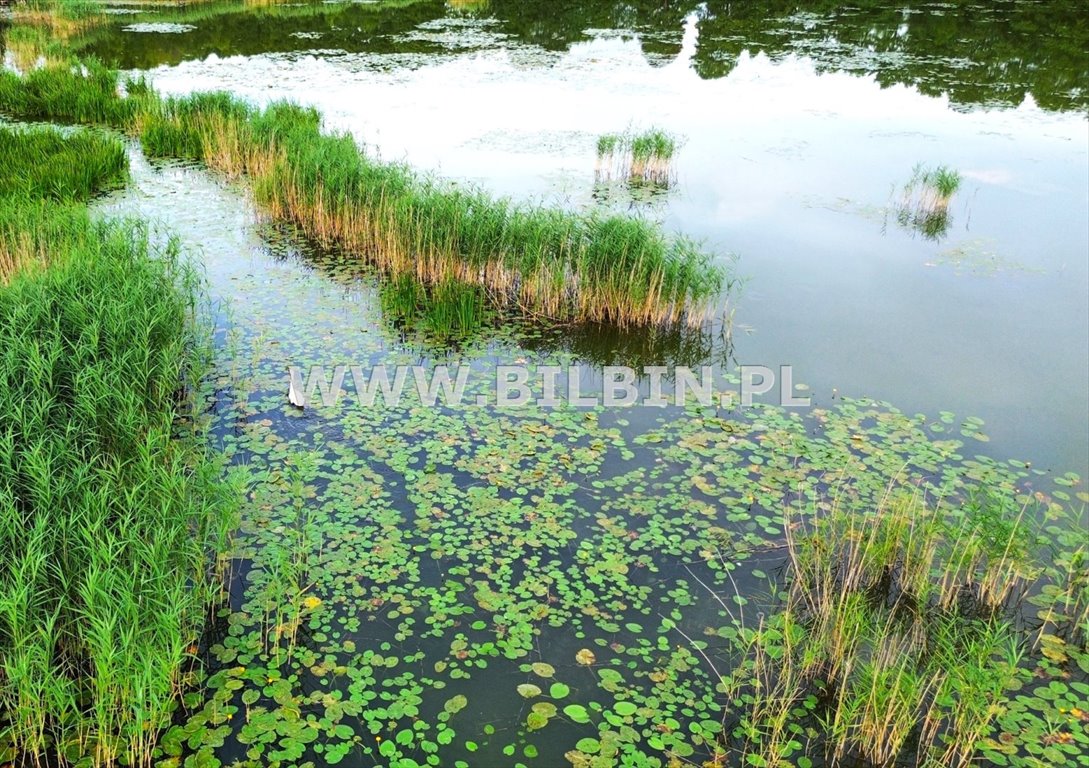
<box><xmin>78</xmin><ymin>0</ymin><xmax>1089</xmax><ymax>472</ymax></box>
<box><xmin>61</xmin><ymin>2</ymin><xmax>1089</xmax><ymax>764</ymax></box>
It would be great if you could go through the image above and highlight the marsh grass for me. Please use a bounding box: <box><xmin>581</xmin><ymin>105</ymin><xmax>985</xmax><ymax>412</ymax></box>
<box><xmin>1028</xmin><ymin>504</ymin><xmax>1089</xmax><ymax>653</ymax></box>
<box><xmin>895</xmin><ymin>163</ymin><xmax>962</xmax><ymax>240</ymax></box>
<box><xmin>728</xmin><ymin>488</ymin><xmax>1038</xmax><ymax>767</ymax></box>
<box><xmin>0</xmin><ymin>124</ymin><xmax>127</xmax><ymax>202</ymax></box>
<box><xmin>596</xmin><ymin>127</ymin><xmax>679</xmax><ymax>186</ymax></box>
<box><xmin>0</xmin><ymin>60</ymin><xmax>149</xmax><ymax>125</ymax></box>
<box><xmin>0</xmin><ymin>198</ymin><xmax>81</xmax><ymax>283</ymax></box>
<box><xmin>0</xmin><ymin>65</ymin><xmax>726</xmax><ymax>325</ymax></box>
<box><xmin>133</xmin><ymin>94</ymin><xmax>724</xmax><ymax>325</ymax></box>
<box><xmin>380</xmin><ymin>273</ymin><xmax>488</xmax><ymax>339</ymax></box>
<box><xmin>0</xmin><ymin>126</ymin><xmax>237</xmax><ymax>766</ymax></box>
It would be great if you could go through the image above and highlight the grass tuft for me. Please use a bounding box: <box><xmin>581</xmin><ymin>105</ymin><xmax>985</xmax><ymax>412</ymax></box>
<box><xmin>596</xmin><ymin>127</ymin><xmax>679</xmax><ymax>186</ymax></box>
<box><xmin>895</xmin><ymin>162</ymin><xmax>963</xmax><ymax>240</ymax></box>
<box><xmin>727</xmin><ymin>488</ymin><xmax>1038</xmax><ymax>767</ymax></box>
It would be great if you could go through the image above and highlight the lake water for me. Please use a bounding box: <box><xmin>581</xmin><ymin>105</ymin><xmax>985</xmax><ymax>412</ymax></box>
<box><xmin>47</xmin><ymin>1</ymin><xmax>1089</xmax><ymax>765</ymax></box>
<box><xmin>76</xmin><ymin>0</ymin><xmax>1089</xmax><ymax>474</ymax></box>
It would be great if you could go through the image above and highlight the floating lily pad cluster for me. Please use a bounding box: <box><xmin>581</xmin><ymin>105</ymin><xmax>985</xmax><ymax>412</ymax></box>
<box><xmin>157</xmin><ymin>252</ymin><xmax>1087</xmax><ymax>767</ymax></box>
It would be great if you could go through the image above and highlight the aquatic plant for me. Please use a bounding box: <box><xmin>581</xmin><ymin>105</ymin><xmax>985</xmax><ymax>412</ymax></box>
<box><xmin>727</xmin><ymin>488</ymin><xmax>1040</xmax><ymax>767</ymax></box>
<box><xmin>596</xmin><ymin>127</ymin><xmax>679</xmax><ymax>186</ymax></box>
<box><xmin>0</xmin><ymin>124</ymin><xmax>127</xmax><ymax>282</ymax></box>
<box><xmin>931</xmin><ymin>165</ymin><xmax>962</xmax><ymax>199</ymax></box>
<box><xmin>3</xmin><ymin>23</ymin><xmax>1085</xmax><ymax>768</ymax></box>
<box><xmin>0</xmin><ymin>59</ymin><xmax>149</xmax><ymax>125</ymax></box>
<box><xmin>380</xmin><ymin>273</ymin><xmax>488</xmax><ymax>339</ymax></box>
<box><xmin>596</xmin><ymin>131</ymin><xmax>621</xmax><ymax>158</ymax></box>
<box><xmin>162</xmin><ymin>311</ymin><xmax>1089</xmax><ymax>768</ymax></box>
<box><xmin>0</xmin><ymin>65</ymin><xmax>727</xmax><ymax>326</ymax></box>
<box><xmin>0</xmin><ymin>124</ymin><xmax>127</xmax><ymax>203</ymax></box>
<box><xmin>894</xmin><ymin>162</ymin><xmax>963</xmax><ymax>240</ymax></box>
<box><xmin>134</xmin><ymin>93</ymin><xmax>724</xmax><ymax>325</ymax></box>
<box><xmin>0</xmin><ymin>126</ymin><xmax>236</xmax><ymax>766</ymax></box>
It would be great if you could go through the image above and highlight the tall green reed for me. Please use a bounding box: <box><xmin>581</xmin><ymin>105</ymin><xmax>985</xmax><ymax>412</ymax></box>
<box><xmin>0</xmin><ymin>125</ymin><xmax>236</xmax><ymax>767</ymax></box>
<box><xmin>727</xmin><ymin>488</ymin><xmax>1038</xmax><ymax>767</ymax></box>
<box><xmin>0</xmin><ymin>63</ymin><xmax>728</xmax><ymax>325</ymax></box>
<box><xmin>596</xmin><ymin>127</ymin><xmax>678</xmax><ymax>185</ymax></box>
<box><xmin>0</xmin><ymin>123</ymin><xmax>127</xmax><ymax>202</ymax></box>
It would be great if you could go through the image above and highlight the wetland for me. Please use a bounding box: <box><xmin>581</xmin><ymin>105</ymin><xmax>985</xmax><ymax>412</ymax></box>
<box><xmin>1</xmin><ymin>1</ymin><xmax>1087</xmax><ymax>767</ymax></box>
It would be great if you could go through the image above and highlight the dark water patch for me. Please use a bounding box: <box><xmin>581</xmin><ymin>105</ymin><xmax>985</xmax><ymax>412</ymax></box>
<box><xmin>74</xmin><ymin>0</ymin><xmax>1089</xmax><ymax>112</ymax></box>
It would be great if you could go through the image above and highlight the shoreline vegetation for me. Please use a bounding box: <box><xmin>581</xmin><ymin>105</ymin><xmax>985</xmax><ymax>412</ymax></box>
<box><xmin>1</xmin><ymin>3</ymin><xmax>1087</xmax><ymax>767</ymax></box>
<box><xmin>0</xmin><ymin>123</ymin><xmax>238</xmax><ymax>766</ymax></box>
<box><xmin>0</xmin><ymin>61</ymin><xmax>730</xmax><ymax>327</ymax></box>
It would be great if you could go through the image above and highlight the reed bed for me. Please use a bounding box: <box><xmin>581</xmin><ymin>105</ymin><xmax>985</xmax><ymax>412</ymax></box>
<box><xmin>380</xmin><ymin>272</ymin><xmax>487</xmax><ymax>339</ymax></box>
<box><xmin>0</xmin><ymin>64</ymin><xmax>726</xmax><ymax>325</ymax></box>
<box><xmin>1</xmin><ymin>198</ymin><xmax>84</xmax><ymax>283</ymax></box>
<box><xmin>0</xmin><ymin>124</ymin><xmax>126</xmax><ymax>282</ymax></box>
<box><xmin>137</xmin><ymin>95</ymin><xmax>723</xmax><ymax>325</ymax></box>
<box><xmin>728</xmin><ymin>489</ymin><xmax>1037</xmax><ymax>767</ymax></box>
<box><xmin>0</xmin><ymin>126</ymin><xmax>236</xmax><ymax>766</ymax></box>
<box><xmin>596</xmin><ymin>127</ymin><xmax>679</xmax><ymax>186</ymax></box>
<box><xmin>0</xmin><ymin>124</ymin><xmax>127</xmax><ymax>202</ymax></box>
<box><xmin>0</xmin><ymin>60</ymin><xmax>149</xmax><ymax>125</ymax></box>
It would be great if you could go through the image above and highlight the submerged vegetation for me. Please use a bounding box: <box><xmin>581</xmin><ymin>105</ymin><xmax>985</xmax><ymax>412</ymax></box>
<box><xmin>162</xmin><ymin>312</ymin><xmax>1089</xmax><ymax>766</ymax></box>
<box><xmin>0</xmin><ymin>126</ymin><xmax>236</xmax><ymax>765</ymax></box>
<box><xmin>596</xmin><ymin>127</ymin><xmax>679</xmax><ymax>186</ymax></box>
<box><xmin>895</xmin><ymin>163</ymin><xmax>962</xmax><ymax>240</ymax></box>
<box><xmin>0</xmin><ymin>64</ymin><xmax>727</xmax><ymax>327</ymax></box>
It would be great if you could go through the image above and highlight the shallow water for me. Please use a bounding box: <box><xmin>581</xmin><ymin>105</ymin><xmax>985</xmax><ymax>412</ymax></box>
<box><xmin>66</xmin><ymin>1</ymin><xmax>1089</xmax><ymax>764</ymax></box>
<box><xmin>78</xmin><ymin>0</ymin><xmax>1089</xmax><ymax>474</ymax></box>
<box><xmin>94</xmin><ymin>145</ymin><xmax>1079</xmax><ymax>767</ymax></box>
